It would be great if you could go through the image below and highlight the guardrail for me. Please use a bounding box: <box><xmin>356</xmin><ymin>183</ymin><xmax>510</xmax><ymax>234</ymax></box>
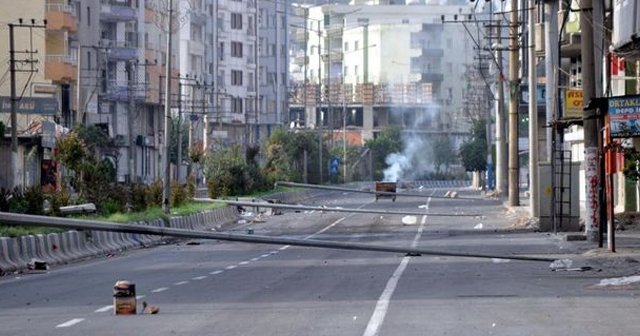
<box><xmin>0</xmin><ymin>207</ymin><xmax>239</xmax><ymax>275</ymax></box>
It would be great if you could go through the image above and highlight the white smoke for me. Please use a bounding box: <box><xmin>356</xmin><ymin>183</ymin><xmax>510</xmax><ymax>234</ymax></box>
<box><xmin>382</xmin><ymin>102</ymin><xmax>441</xmax><ymax>182</ymax></box>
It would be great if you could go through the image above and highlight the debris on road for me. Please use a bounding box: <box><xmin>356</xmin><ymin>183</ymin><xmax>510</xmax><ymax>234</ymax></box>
<box><xmin>142</xmin><ymin>301</ymin><xmax>160</xmax><ymax>314</ymax></box>
<box><xmin>594</xmin><ymin>275</ymin><xmax>640</xmax><ymax>288</ymax></box>
<box><xmin>402</xmin><ymin>216</ymin><xmax>417</xmax><ymax>225</ymax></box>
<box><xmin>474</xmin><ymin>223</ymin><xmax>484</xmax><ymax>229</ymax></box>
<box><xmin>113</xmin><ymin>280</ymin><xmax>137</xmax><ymax>315</ymax></box>
<box><xmin>185</xmin><ymin>241</ymin><xmax>201</xmax><ymax>246</ymax></box>
<box><xmin>27</xmin><ymin>259</ymin><xmax>48</xmax><ymax>271</ymax></box>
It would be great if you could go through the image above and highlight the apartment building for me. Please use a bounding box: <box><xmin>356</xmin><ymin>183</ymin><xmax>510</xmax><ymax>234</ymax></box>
<box><xmin>0</xmin><ymin>0</ymin><xmax>75</xmax><ymax>188</ymax></box>
<box><xmin>257</xmin><ymin>0</ymin><xmax>288</xmax><ymax>142</ymax></box>
<box><xmin>289</xmin><ymin>1</ymin><xmax>478</xmax><ymax>144</ymax></box>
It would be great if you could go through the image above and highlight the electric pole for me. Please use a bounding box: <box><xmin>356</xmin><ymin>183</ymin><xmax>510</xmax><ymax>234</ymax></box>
<box><xmin>495</xmin><ymin>20</ymin><xmax>507</xmax><ymax>196</ymax></box>
<box><xmin>508</xmin><ymin>0</ymin><xmax>520</xmax><ymax>206</ymax></box>
<box><xmin>127</xmin><ymin>61</ymin><xmax>137</xmax><ymax>184</ymax></box>
<box><xmin>581</xmin><ymin>0</ymin><xmax>599</xmax><ymax>241</ymax></box>
<box><xmin>8</xmin><ymin>20</ymin><xmax>46</xmax><ymax>189</ymax></box>
<box><xmin>528</xmin><ymin>0</ymin><xmax>539</xmax><ymax>216</ymax></box>
<box><xmin>163</xmin><ymin>0</ymin><xmax>174</xmax><ymax>213</ymax></box>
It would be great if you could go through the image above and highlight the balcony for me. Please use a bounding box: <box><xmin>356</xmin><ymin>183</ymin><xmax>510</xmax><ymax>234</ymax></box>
<box><xmin>190</xmin><ymin>11</ymin><xmax>208</xmax><ymax>26</ymax></box>
<box><xmin>295</xmin><ymin>30</ymin><xmax>308</xmax><ymax>42</ymax></box>
<box><xmin>101</xmin><ymin>36</ymin><xmax>139</xmax><ymax>61</ymax></box>
<box><xmin>45</xmin><ymin>55</ymin><xmax>77</xmax><ymax>82</ymax></box>
<box><xmin>294</xmin><ymin>51</ymin><xmax>308</xmax><ymax>66</ymax></box>
<box><xmin>100</xmin><ymin>0</ymin><xmax>137</xmax><ymax>22</ymax></box>
<box><xmin>101</xmin><ymin>80</ymin><xmax>146</xmax><ymax>102</ymax></box>
<box><xmin>421</xmin><ymin>72</ymin><xmax>444</xmax><ymax>83</ymax></box>
<box><xmin>421</xmin><ymin>23</ymin><xmax>443</xmax><ymax>32</ymax></box>
<box><xmin>46</xmin><ymin>4</ymin><xmax>77</xmax><ymax>33</ymax></box>
<box><xmin>421</xmin><ymin>48</ymin><xmax>444</xmax><ymax>58</ymax></box>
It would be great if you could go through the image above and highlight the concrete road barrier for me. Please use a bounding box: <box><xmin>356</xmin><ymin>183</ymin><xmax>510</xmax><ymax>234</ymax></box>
<box><xmin>60</xmin><ymin>232</ymin><xmax>82</xmax><ymax>261</ymax></box>
<box><xmin>0</xmin><ymin>237</ymin><xmax>19</xmax><ymax>273</ymax></box>
<box><xmin>43</xmin><ymin>234</ymin><xmax>65</xmax><ymax>265</ymax></box>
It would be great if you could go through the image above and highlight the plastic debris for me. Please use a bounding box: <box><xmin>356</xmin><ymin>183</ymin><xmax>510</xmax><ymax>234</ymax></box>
<box><xmin>402</xmin><ymin>216</ymin><xmax>417</xmax><ymax>225</ymax></box>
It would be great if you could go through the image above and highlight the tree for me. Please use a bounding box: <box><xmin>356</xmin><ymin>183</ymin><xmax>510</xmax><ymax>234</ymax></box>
<box><xmin>364</xmin><ymin>126</ymin><xmax>403</xmax><ymax>180</ymax></box>
<box><xmin>459</xmin><ymin>120</ymin><xmax>487</xmax><ymax>172</ymax></box>
<box><xmin>431</xmin><ymin>134</ymin><xmax>456</xmax><ymax>173</ymax></box>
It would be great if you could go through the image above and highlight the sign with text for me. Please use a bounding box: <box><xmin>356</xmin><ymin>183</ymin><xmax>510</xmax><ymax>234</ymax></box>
<box><xmin>609</xmin><ymin>95</ymin><xmax>640</xmax><ymax>137</ymax></box>
<box><xmin>0</xmin><ymin>97</ymin><xmax>58</xmax><ymax>115</ymax></box>
<box><xmin>564</xmin><ymin>89</ymin><xmax>583</xmax><ymax>119</ymax></box>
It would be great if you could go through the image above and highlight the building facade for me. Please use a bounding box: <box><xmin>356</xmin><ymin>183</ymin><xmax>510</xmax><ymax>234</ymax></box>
<box><xmin>289</xmin><ymin>1</ymin><xmax>480</xmax><ymax>146</ymax></box>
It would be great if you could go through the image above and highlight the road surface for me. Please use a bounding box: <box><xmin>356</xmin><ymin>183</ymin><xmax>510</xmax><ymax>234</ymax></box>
<box><xmin>1</xmin><ymin>187</ymin><xmax>639</xmax><ymax>335</ymax></box>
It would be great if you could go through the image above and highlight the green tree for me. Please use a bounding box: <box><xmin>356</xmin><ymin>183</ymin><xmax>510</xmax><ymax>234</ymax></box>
<box><xmin>459</xmin><ymin>120</ymin><xmax>487</xmax><ymax>172</ymax></box>
<box><xmin>431</xmin><ymin>134</ymin><xmax>456</xmax><ymax>173</ymax></box>
<box><xmin>365</xmin><ymin>126</ymin><xmax>403</xmax><ymax>180</ymax></box>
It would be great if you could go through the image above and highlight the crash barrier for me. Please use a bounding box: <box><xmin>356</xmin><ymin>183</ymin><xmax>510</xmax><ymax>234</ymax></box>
<box><xmin>0</xmin><ymin>186</ymin><xmax>361</xmax><ymax>275</ymax></box>
<box><xmin>0</xmin><ymin>206</ymin><xmax>238</xmax><ymax>275</ymax></box>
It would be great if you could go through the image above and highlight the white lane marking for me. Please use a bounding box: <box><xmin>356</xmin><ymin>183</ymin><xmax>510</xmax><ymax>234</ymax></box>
<box><xmin>210</xmin><ymin>270</ymin><xmax>224</xmax><ymax>275</ymax></box>
<box><xmin>239</xmin><ymin>261</ymin><xmax>250</xmax><ymax>265</ymax></box>
<box><xmin>174</xmin><ymin>281</ymin><xmax>189</xmax><ymax>286</ymax></box>
<box><xmin>260</xmin><ymin>254</ymin><xmax>270</xmax><ymax>258</ymax></box>
<box><xmin>94</xmin><ymin>305</ymin><xmax>113</xmax><ymax>313</ymax></box>
<box><xmin>306</xmin><ymin>217</ymin><xmax>346</xmax><ymax>239</ymax></box>
<box><xmin>362</xmin><ymin>257</ymin><xmax>411</xmax><ymax>336</ymax></box>
<box><xmin>151</xmin><ymin>287</ymin><xmax>169</xmax><ymax>293</ymax></box>
<box><xmin>56</xmin><ymin>318</ymin><xmax>85</xmax><ymax>328</ymax></box>
<box><xmin>279</xmin><ymin>245</ymin><xmax>290</xmax><ymax>251</ymax></box>
<box><xmin>250</xmin><ymin>257</ymin><xmax>260</xmax><ymax>262</ymax></box>
<box><xmin>192</xmin><ymin>276</ymin><xmax>207</xmax><ymax>280</ymax></box>
<box><xmin>136</xmin><ymin>295</ymin><xmax>146</xmax><ymax>300</ymax></box>
<box><xmin>363</xmin><ymin>197</ymin><xmax>432</xmax><ymax>336</ymax></box>
<box><xmin>225</xmin><ymin>265</ymin><xmax>237</xmax><ymax>270</ymax></box>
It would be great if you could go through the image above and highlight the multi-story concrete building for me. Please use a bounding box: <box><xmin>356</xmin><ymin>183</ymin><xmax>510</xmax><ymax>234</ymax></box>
<box><xmin>257</xmin><ymin>0</ymin><xmax>288</xmax><ymax>142</ymax></box>
<box><xmin>0</xmin><ymin>0</ymin><xmax>76</xmax><ymax>188</ymax></box>
<box><xmin>289</xmin><ymin>1</ymin><xmax>479</xmax><ymax>146</ymax></box>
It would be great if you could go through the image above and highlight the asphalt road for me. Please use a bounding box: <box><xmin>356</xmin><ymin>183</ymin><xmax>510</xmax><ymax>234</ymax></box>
<box><xmin>1</xmin><ymin>187</ymin><xmax>640</xmax><ymax>336</ymax></box>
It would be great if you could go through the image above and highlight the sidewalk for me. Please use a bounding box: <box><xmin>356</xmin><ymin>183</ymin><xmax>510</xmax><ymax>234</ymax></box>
<box><xmin>499</xmin><ymin>191</ymin><xmax>640</xmax><ymax>272</ymax></box>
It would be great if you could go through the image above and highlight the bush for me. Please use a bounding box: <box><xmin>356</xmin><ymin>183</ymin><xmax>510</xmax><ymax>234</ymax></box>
<box><xmin>186</xmin><ymin>175</ymin><xmax>196</xmax><ymax>199</ymax></box>
<box><xmin>130</xmin><ymin>183</ymin><xmax>149</xmax><ymax>212</ymax></box>
<box><xmin>99</xmin><ymin>198</ymin><xmax>123</xmax><ymax>216</ymax></box>
<box><xmin>147</xmin><ymin>179</ymin><xmax>164</xmax><ymax>207</ymax></box>
<box><xmin>46</xmin><ymin>188</ymin><xmax>71</xmax><ymax>216</ymax></box>
<box><xmin>24</xmin><ymin>186</ymin><xmax>45</xmax><ymax>215</ymax></box>
<box><xmin>171</xmin><ymin>181</ymin><xmax>187</xmax><ymax>207</ymax></box>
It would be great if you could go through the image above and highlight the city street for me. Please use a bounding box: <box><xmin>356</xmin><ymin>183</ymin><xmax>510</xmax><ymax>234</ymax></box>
<box><xmin>1</xmin><ymin>187</ymin><xmax>640</xmax><ymax>336</ymax></box>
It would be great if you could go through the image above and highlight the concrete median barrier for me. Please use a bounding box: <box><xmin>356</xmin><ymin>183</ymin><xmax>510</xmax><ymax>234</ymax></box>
<box><xmin>0</xmin><ymin>237</ymin><xmax>19</xmax><ymax>274</ymax></box>
<box><xmin>43</xmin><ymin>233</ymin><xmax>66</xmax><ymax>265</ymax></box>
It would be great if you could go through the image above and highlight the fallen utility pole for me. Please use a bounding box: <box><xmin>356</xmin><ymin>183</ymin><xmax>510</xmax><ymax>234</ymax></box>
<box><xmin>275</xmin><ymin>181</ymin><xmax>484</xmax><ymax>201</ymax></box>
<box><xmin>196</xmin><ymin>199</ymin><xmax>481</xmax><ymax>217</ymax></box>
<box><xmin>0</xmin><ymin>212</ymin><xmax>556</xmax><ymax>263</ymax></box>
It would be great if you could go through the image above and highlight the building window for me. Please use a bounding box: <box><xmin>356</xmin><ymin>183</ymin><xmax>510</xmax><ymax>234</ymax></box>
<box><xmin>231</xmin><ymin>70</ymin><xmax>243</xmax><ymax>86</ymax></box>
<box><xmin>231</xmin><ymin>41</ymin><xmax>243</xmax><ymax>58</ymax></box>
<box><xmin>354</xmin><ymin>41</ymin><xmax>359</xmax><ymax>50</ymax></box>
<box><xmin>87</xmin><ymin>6</ymin><xmax>91</xmax><ymax>26</ymax></box>
<box><xmin>354</xmin><ymin>65</ymin><xmax>359</xmax><ymax>76</ymax></box>
<box><xmin>218</xmin><ymin>42</ymin><xmax>224</xmax><ymax>61</ymax></box>
<box><xmin>344</xmin><ymin>66</ymin><xmax>348</xmax><ymax>76</ymax></box>
<box><xmin>248</xmin><ymin>71</ymin><xmax>255</xmax><ymax>92</ymax></box>
<box><xmin>232</xmin><ymin>97</ymin><xmax>243</xmax><ymax>113</ymax></box>
<box><xmin>231</xmin><ymin>13</ymin><xmax>243</xmax><ymax>30</ymax></box>
<box><xmin>344</xmin><ymin>41</ymin><xmax>349</xmax><ymax>51</ymax></box>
